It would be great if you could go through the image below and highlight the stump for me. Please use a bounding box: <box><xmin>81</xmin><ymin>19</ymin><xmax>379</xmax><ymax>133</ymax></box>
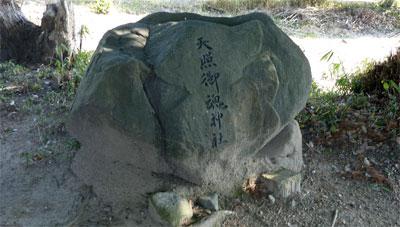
<box><xmin>0</xmin><ymin>0</ymin><xmax>75</xmax><ymax>64</ymax></box>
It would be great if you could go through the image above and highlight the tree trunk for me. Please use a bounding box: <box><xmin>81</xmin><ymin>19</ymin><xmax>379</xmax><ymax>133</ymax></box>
<box><xmin>0</xmin><ymin>0</ymin><xmax>75</xmax><ymax>64</ymax></box>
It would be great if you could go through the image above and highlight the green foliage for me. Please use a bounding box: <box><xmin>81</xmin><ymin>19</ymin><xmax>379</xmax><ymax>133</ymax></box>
<box><xmin>36</xmin><ymin>67</ymin><xmax>54</xmax><ymax>80</ymax></box>
<box><xmin>351</xmin><ymin>49</ymin><xmax>400</xmax><ymax>96</ymax></box>
<box><xmin>69</xmin><ymin>51</ymin><xmax>93</xmax><ymax>96</ymax></box>
<box><xmin>298</xmin><ymin>49</ymin><xmax>399</xmax><ymax>140</ymax></box>
<box><xmin>92</xmin><ymin>0</ymin><xmax>112</xmax><ymax>14</ymax></box>
<box><xmin>66</xmin><ymin>138</ymin><xmax>81</xmax><ymax>151</ymax></box>
<box><xmin>348</xmin><ymin>94</ymin><xmax>369</xmax><ymax>109</ymax></box>
<box><xmin>378</xmin><ymin>0</ymin><xmax>400</xmax><ymax>8</ymax></box>
<box><xmin>382</xmin><ymin>79</ymin><xmax>400</xmax><ymax>94</ymax></box>
<box><xmin>20</xmin><ymin>152</ymin><xmax>34</xmax><ymax>167</ymax></box>
<box><xmin>335</xmin><ymin>74</ymin><xmax>353</xmax><ymax>95</ymax></box>
<box><xmin>20</xmin><ymin>149</ymin><xmax>47</xmax><ymax>167</ymax></box>
<box><xmin>78</xmin><ymin>25</ymin><xmax>90</xmax><ymax>51</ymax></box>
<box><xmin>320</xmin><ymin>50</ymin><xmax>354</xmax><ymax>95</ymax></box>
<box><xmin>381</xmin><ymin>79</ymin><xmax>399</xmax><ymax>119</ymax></box>
<box><xmin>53</xmin><ymin>43</ymin><xmax>92</xmax><ymax>96</ymax></box>
<box><xmin>320</xmin><ymin>0</ymin><xmax>399</xmax><ymax>11</ymax></box>
<box><xmin>1</xmin><ymin>49</ymin><xmax>91</xmax><ymax>167</ymax></box>
<box><xmin>0</xmin><ymin>61</ymin><xmax>30</xmax><ymax>103</ymax></box>
<box><xmin>79</xmin><ymin>25</ymin><xmax>90</xmax><ymax>38</ymax></box>
<box><xmin>321</xmin><ymin>50</ymin><xmax>347</xmax><ymax>81</ymax></box>
<box><xmin>0</xmin><ymin>61</ymin><xmax>28</xmax><ymax>78</ymax></box>
<box><xmin>54</xmin><ymin>43</ymin><xmax>71</xmax><ymax>86</ymax></box>
<box><xmin>320</xmin><ymin>50</ymin><xmax>334</xmax><ymax>62</ymax></box>
<box><xmin>297</xmin><ymin>80</ymin><xmax>348</xmax><ymax>133</ymax></box>
<box><xmin>116</xmin><ymin>0</ymin><xmax>175</xmax><ymax>14</ymax></box>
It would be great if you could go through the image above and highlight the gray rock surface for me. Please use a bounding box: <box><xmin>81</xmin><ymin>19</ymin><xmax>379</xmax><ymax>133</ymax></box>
<box><xmin>149</xmin><ymin>192</ymin><xmax>193</xmax><ymax>227</ymax></box>
<box><xmin>198</xmin><ymin>193</ymin><xmax>219</xmax><ymax>211</ymax></box>
<box><xmin>68</xmin><ymin>12</ymin><xmax>311</xmax><ymax>207</ymax></box>
<box><xmin>262</xmin><ymin>169</ymin><xmax>302</xmax><ymax>198</ymax></box>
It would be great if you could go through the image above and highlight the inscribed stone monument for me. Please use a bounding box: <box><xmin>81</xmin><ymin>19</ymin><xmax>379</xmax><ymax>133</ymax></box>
<box><xmin>68</xmin><ymin>12</ymin><xmax>312</xmax><ymax>207</ymax></box>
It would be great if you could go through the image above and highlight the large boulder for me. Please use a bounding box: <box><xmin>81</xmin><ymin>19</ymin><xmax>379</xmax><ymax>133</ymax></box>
<box><xmin>68</xmin><ymin>12</ymin><xmax>311</xmax><ymax>207</ymax></box>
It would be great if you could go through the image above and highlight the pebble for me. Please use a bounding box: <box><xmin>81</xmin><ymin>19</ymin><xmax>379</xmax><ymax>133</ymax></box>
<box><xmin>344</xmin><ymin>164</ymin><xmax>352</xmax><ymax>173</ymax></box>
<box><xmin>103</xmin><ymin>205</ymin><xmax>112</xmax><ymax>212</ymax></box>
<box><xmin>363</xmin><ymin>157</ymin><xmax>371</xmax><ymax>166</ymax></box>
<box><xmin>370</xmin><ymin>158</ymin><xmax>378</xmax><ymax>165</ymax></box>
<box><xmin>311</xmin><ymin>170</ymin><xmax>316</xmax><ymax>174</ymax></box>
<box><xmin>361</xmin><ymin>125</ymin><xmax>367</xmax><ymax>133</ymax></box>
<box><xmin>198</xmin><ymin>193</ymin><xmax>219</xmax><ymax>211</ymax></box>
<box><xmin>290</xmin><ymin>200</ymin><xmax>296</xmax><ymax>208</ymax></box>
<box><xmin>268</xmin><ymin>194</ymin><xmax>276</xmax><ymax>204</ymax></box>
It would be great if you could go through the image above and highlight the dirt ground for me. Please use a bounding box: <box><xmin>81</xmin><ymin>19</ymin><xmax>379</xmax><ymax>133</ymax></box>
<box><xmin>1</xmin><ymin>2</ymin><xmax>400</xmax><ymax>227</ymax></box>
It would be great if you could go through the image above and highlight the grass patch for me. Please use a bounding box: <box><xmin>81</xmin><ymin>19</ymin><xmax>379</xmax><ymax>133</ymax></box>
<box><xmin>203</xmin><ymin>0</ymin><xmax>327</xmax><ymax>13</ymax></box>
<box><xmin>117</xmin><ymin>0</ymin><xmax>166</xmax><ymax>14</ymax></box>
<box><xmin>0</xmin><ymin>61</ymin><xmax>29</xmax><ymax>77</ymax></box>
<box><xmin>72</xmin><ymin>0</ymin><xmax>400</xmax><ymax>19</ymax></box>
<box><xmin>296</xmin><ymin>81</ymin><xmax>348</xmax><ymax>134</ymax></box>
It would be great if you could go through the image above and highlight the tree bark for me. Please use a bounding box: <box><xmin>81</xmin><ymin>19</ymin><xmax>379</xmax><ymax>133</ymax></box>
<box><xmin>0</xmin><ymin>0</ymin><xmax>75</xmax><ymax>64</ymax></box>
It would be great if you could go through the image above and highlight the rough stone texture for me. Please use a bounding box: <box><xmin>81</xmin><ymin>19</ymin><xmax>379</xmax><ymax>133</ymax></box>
<box><xmin>149</xmin><ymin>192</ymin><xmax>193</xmax><ymax>227</ymax></box>
<box><xmin>68</xmin><ymin>12</ymin><xmax>311</xmax><ymax>206</ymax></box>
<box><xmin>262</xmin><ymin>169</ymin><xmax>302</xmax><ymax>198</ymax></box>
<box><xmin>198</xmin><ymin>193</ymin><xmax>219</xmax><ymax>211</ymax></box>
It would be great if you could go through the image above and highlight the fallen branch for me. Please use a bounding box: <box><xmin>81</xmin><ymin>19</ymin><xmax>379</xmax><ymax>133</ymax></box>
<box><xmin>331</xmin><ymin>209</ymin><xmax>338</xmax><ymax>227</ymax></box>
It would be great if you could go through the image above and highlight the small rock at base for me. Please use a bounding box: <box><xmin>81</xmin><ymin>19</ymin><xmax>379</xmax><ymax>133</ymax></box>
<box><xmin>198</xmin><ymin>193</ymin><xmax>219</xmax><ymax>211</ymax></box>
<box><xmin>262</xmin><ymin>169</ymin><xmax>302</xmax><ymax>198</ymax></box>
<box><xmin>344</xmin><ymin>164</ymin><xmax>352</xmax><ymax>173</ymax></box>
<box><xmin>149</xmin><ymin>192</ymin><xmax>193</xmax><ymax>227</ymax></box>
<box><xmin>363</xmin><ymin>157</ymin><xmax>370</xmax><ymax>166</ymax></box>
<box><xmin>290</xmin><ymin>200</ymin><xmax>296</xmax><ymax>208</ymax></box>
<box><xmin>268</xmin><ymin>194</ymin><xmax>276</xmax><ymax>204</ymax></box>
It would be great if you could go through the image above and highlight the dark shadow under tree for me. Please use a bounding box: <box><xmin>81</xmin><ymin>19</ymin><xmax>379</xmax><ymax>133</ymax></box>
<box><xmin>0</xmin><ymin>0</ymin><xmax>75</xmax><ymax>64</ymax></box>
